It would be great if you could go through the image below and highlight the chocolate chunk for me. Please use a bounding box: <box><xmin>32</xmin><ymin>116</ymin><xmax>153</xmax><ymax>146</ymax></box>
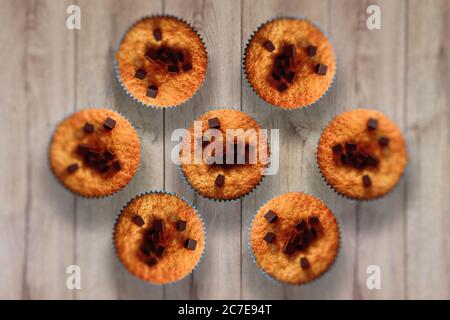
<box><xmin>141</xmin><ymin>242</ymin><xmax>153</xmax><ymax>255</ymax></box>
<box><xmin>363</xmin><ymin>174</ymin><xmax>372</xmax><ymax>187</ymax></box>
<box><xmin>146</xmin><ymin>85</ymin><xmax>158</xmax><ymax>98</ymax></box>
<box><xmin>295</xmin><ymin>219</ymin><xmax>307</xmax><ymax>231</ymax></box>
<box><xmin>208</xmin><ymin>117</ymin><xmax>220</xmax><ymax>129</ymax></box>
<box><xmin>332</xmin><ymin>144</ymin><xmax>343</xmax><ymax>153</ymax></box>
<box><xmin>67</xmin><ymin>163</ymin><xmax>79</xmax><ymax>174</ymax></box>
<box><xmin>264</xmin><ymin>210</ymin><xmax>278</xmax><ymax>223</ymax></box>
<box><xmin>307</xmin><ymin>45</ymin><xmax>317</xmax><ymax>56</ymax></box>
<box><xmin>367</xmin><ymin>118</ymin><xmax>378</xmax><ymax>130</ymax></box>
<box><xmin>345</xmin><ymin>143</ymin><xmax>357</xmax><ymax>152</ymax></box>
<box><xmin>185</xmin><ymin>239</ymin><xmax>197</xmax><ymax>250</ymax></box>
<box><xmin>145</xmin><ymin>49</ymin><xmax>158</xmax><ymax>61</ymax></box>
<box><xmin>283</xmin><ymin>44</ymin><xmax>294</xmax><ymax>57</ymax></box>
<box><xmin>146</xmin><ymin>230</ymin><xmax>161</xmax><ymax>243</ymax></box>
<box><xmin>300</xmin><ymin>257</ymin><xmax>310</xmax><ymax>269</ymax></box>
<box><xmin>147</xmin><ymin>256</ymin><xmax>157</xmax><ymax>266</ymax></box>
<box><xmin>308</xmin><ymin>216</ymin><xmax>320</xmax><ymax>225</ymax></box>
<box><xmin>283</xmin><ymin>242</ymin><xmax>296</xmax><ymax>255</ymax></box>
<box><xmin>103</xmin><ymin>150</ymin><xmax>114</xmax><ymax>161</ymax></box>
<box><xmin>316</xmin><ymin>64</ymin><xmax>328</xmax><ymax>75</ymax></box>
<box><xmin>307</xmin><ymin>228</ymin><xmax>317</xmax><ymax>240</ymax></box>
<box><xmin>83</xmin><ymin>123</ymin><xmax>94</xmax><ymax>134</ymax></box>
<box><xmin>182</xmin><ymin>63</ymin><xmax>192</xmax><ymax>72</ymax></box>
<box><xmin>168</xmin><ymin>64</ymin><xmax>179</xmax><ymax>73</ymax></box>
<box><xmin>282</xmin><ymin>56</ymin><xmax>291</xmax><ymax>69</ymax></box>
<box><xmin>76</xmin><ymin>144</ymin><xmax>90</xmax><ymax>156</ymax></box>
<box><xmin>157</xmin><ymin>53</ymin><xmax>169</xmax><ymax>64</ymax></box>
<box><xmin>263</xmin><ymin>232</ymin><xmax>275</xmax><ymax>243</ymax></box>
<box><xmin>379</xmin><ymin>136</ymin><xmax>389</xmax><ymax>147</ymax></box>
<box><xmin>134</xmin><ymin>69</ymin><xmax>146</xmax><ymax>80</ymax></box>
<box><xmin>285</xmin><ymin>71</ymin><xmax>295</xmax><ymax>83</ymax></box>
<box><xmin>271</xmin><ymin>69</ymin><xmax>283</xmax><ymax>81</ymax></box>
<box><xmin>112</xmin><ymin>160</ymin><xmax>121</xmax><ymax>171</ymax></box>
<box><xmin>341</xmin><ymin>153</ymin><xmax>348</xmax><ymax>164</ymax></box>
<box><xmin>215</xmin><ymin>174</ymin><xmax>225</xmax><ymax>187</ymax></box>
<box><xmin>153</xmin><ymin>28</ymin><xmax>162</xmax><ymax>41</ymax></box>
<box><xmin>177</xmin><ymin>220</ymin><xmax>187</xmax><ymax>231</ymax></box>
<box><xmin>153</xmin><ymin>219</ymin><xmax>165</xmax><ymax>232</ymax></box>
<box><xmin>97</xmin><ymin>161</ymin><xmax>110</xmax><ymax>173</ymax></box>
<box><xmin>263</xmin><ymin>40</ymin><xmax>275</xmax><ymax>52</ymax></box>
<box><xmin>103</xmin><ymin>117</ymin><xmax>116</xmax><ymax>130</ymax></box>
<box><xmin>154</xmin><ymin>245</ymin><xmax>165</xmax><ymax>257</ymax></box>
<box><xmin>132</xmin><ymin>214</ymin><xmax>145</xmax><ymax>227</ymax></box>
<box><xmin>277</xmin><ymin>82</ymin><xmax>288</xmax><ymax>92</ymax></box>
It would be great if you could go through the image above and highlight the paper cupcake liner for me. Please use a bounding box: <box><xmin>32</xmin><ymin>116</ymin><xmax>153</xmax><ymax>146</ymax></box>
<box><xmin>243</xmin><ymin>16</ymin><xmax>337</xmax><ymax>111</ymax></box>
<box><xmin>247</xmin><ymin>192</ymin><xmax>341</xmax><ymax>286</ymax></box>
<box><xmin>113</xmin><ymin>190</ymin><xmax>207</xmax><ymax>286</ymax></box>
<box><xmin>48</xmin><ymin>107</ymin><xmax>142</xmax><ymax>199</ymax></box>
<box><xmin>315</xmin><ymin>111</ymin><xmax>411</xmax><ymax>201</ymax></box>
<box><xmin>114</xmin><ymin>14</ymin><xmax>209</xmax><ymax>110</ymax></box>
<box><xmin>176</xmin><ymin>109</ymin><xmax>271</xmax><ymax>202</ymax></box>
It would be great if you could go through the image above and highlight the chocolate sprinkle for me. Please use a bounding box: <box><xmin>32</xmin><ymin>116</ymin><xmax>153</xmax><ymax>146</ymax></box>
<box><xmin>177</xmin><ymin>220</ymin><xmax>187</xmax><ymax>231</ymax></box>
<box><xmin>332</xmin><ymin>144</ymin><xmax>343</xmax><ymax>153</ymax></box>
<box><xmin>185</xmin><ymin>239</ymin><xmax>197</xmax><ymax>250</ymax></box>
<box><xmin>308</xmin><ymin>216</ymin><xmax>320</xmax><ymax>225</ymax></box>
<box><xmin>154</xmin><ymin>245</ymin><xmax>165</xmax><ymax>257</ymax></box>
<box><xmin>83</xmin><ymin>123</ymin><xmax>94</xmax><ymax>134</ymax></box>
<box><xmin>112</xmin><ymin>160</ymin><xmax>121</xmax><ymax>171</ymax></box>
<box><xmin>283</xmin><ymin>242</ymin><xmax>296</xmax><ymax>255</ymax></box>
<box><xmin>153</xmin><ymin>28</ymin><xmax>162</xmax><ymax>41</ymax></box>
<box><xmin>182</xmin><ymin>63</ymin><xmax>192</xmax><ymax>72</ymax></box>
<box><xmin>208</xmin><ymin>117</ymin><xmax>220</xmax><ymax>129</ymax></box>
<box><xmin>316</xmin><ymin>64</ymin><xmax>328</xmax><ymax>75</ymax></box>
<box><xmin>263</xmin><ymin>40</ymin><xmax>275</xmax><ymax>52</ymax></box>
<box><xmin>263</xmin><ymin>232</ymin><xmax>275</xmax><ymax>243</ymax></box>
<box><xmin>300</xmin><ymin>257</ymin><xmax>310</xmax><ymax>269</ymax></box>
<box><xmin>307</xmin><ymin>45</ymin><xmax>317</xmax><ymax>56</ymax></box>
<box><xmin>103</xmin><ymin>117</ymin><xmax>116</xmax><ymax>131</ymax></box>
<box><xmin>147</xmin><ymin>256</ymin><xmax>157</xmax><ymax>266</ymax></box>
<box><xmin>132</xmin><ymin>214</ymin><xmax>145</xmax><ymax>227</ymax></box>
<box><xmin>153</xmin><ymin>219</ymin><xmax>165</xmax><ymax>232</ymax></box>
<box><xmin>363</xmin><ymin>174</ymin><xmax>372</xmax><ymax>187</ymax></box>
<box><xmin>215</xmin><ymin>174</ymin><xmax>225</xmax><ymax>187</ymax></box>
<box><xmin>277</xmin><ymin>82</ymin><xmax>288</xmax><ymax>92</ymax></box>
<box><xmin>367</xmin><ymin>118</ymin><xmax>378</xmax><ymax>130</ymax></box>
<box><xmin>134</xmin><ymin>69</ymin><xmax>146</xmax><ymax>80</ymax></box>
<box><xmin>264</xmin><ymin>210</ymin><xmax>278</xmax><ymax>223</ymax></box>
<box><xmin>67</xmin><ymin>163</ymin><xmax>79</xmax><ymax>174</ymax></box>
<box><xmin>379</xmin><ymin>136</ymin><xmax>389</xmax><ymax>147</ymax></box>
<box><xmin>146</xmin><ymin>85</ymin><xmax>158</xmax><ymax>98</ymax></box>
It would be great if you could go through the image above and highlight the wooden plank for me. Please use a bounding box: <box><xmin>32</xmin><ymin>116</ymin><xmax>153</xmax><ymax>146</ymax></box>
<box><xmin>0</xmin><ymin>0</ymin><xmax>30</xmax><ymax>299</ymax></box>
<box><xmin>406</xmin><ymin>0</ymin><xmax>450</xmax><ymax>299</ymax></box>
<box><xmin>241</xmin><ymin>0</ymin><xmax>359</xmax><ymax>299</ymax></box>
<box><xmin>163</xmin><ymin>0</ymin><xmax>243</xmax><ymax>299</ymax></box>
<box><xmin>75</xmin><ymin>0</ymin><xmax>164</xmax><ymax>299</ymax></box>
<box><xmin>350</xmin><ymin>0</ymin><xmax>407</xmax><ymax>299</ymax></box>
<box><xmin>20</xmin><ymin>0</ymin><xmax>78</xmax><ymax>299</ymax></box>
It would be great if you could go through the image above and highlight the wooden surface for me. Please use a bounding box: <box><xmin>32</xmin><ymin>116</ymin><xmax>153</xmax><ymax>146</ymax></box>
<box><xmin>0</xmin><ymin>0</ymin><xmax>448</xmax><ymax>299</ymax></box>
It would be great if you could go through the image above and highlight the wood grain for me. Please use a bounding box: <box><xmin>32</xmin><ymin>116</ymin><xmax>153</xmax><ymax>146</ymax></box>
<box><xmin>0</xmin><ymin>0</ymin><xmax>448</xmax><ymax>300</ymax></box>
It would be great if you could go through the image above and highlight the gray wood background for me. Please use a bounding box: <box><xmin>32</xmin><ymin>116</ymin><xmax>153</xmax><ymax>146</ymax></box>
<box><xmin>0</xmin><ymin>0</ymin><xmax>448</xmax><ymax>299</ymax></box>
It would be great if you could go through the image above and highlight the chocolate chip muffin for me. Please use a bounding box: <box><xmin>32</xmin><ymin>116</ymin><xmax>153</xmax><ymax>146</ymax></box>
<box><xmin>116</xmin><ymin>15</ymin><xmax>208</xmax><ymax>108</ymax></box>
<box><xmin>49</xmin><ymin>108</ymin><xmax>140</xmax><ymax>197</ymax></box>
<box><xmin>114</xmin><ymin>192</ymin><xmax>205</xmax><ymax>284</ymax></box>
<box><xmin>317</xmin><ymin>109</ymin><xmax>408</xmax><ymax>200</ymax></box>
<box><xmin>244</xmin><ymin>17</ymin><xmax>336</xmax><ymax>109</ymax></box>
<box><xmin>180</xmin><ymin>109</ymin><xmax>270</xmax><ymax>201</ymax></box>
<box><xmin>250</xmin><ymin>192</ymin><xmax>340</xmax><ymax>285</ymax></box>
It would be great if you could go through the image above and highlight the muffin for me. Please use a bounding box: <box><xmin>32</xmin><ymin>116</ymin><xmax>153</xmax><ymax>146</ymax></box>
<box><xmin>114</xmin><ymin>191</ymin><xmax>205</xmax><ymax>284</ymax></box>
<box><xmin>249</xmin><ymin>192</ymin><xmax>340</xmax><ymax>285</ymax></box>
<box><xmin>180</xmin><ymin>109</ymin><xmax>269</xmax><ymax>201</ymax></box>
<box><xmin>49</xmin><ymin>108</ymin><xmax>140</xmax><ymax>197</ymax></box>
<box><xmin>116</xmin><ymin>15</ymin><xmax>208</xmax><ymax>108</ymax></box>
<box><xmin>244</xmin><ymin>17</ymin><xmax>336</xmax><ymax>109</ymax></box>
<box><xmin>317</xmin><ymin>109</ymin><xmax>408</xmax><ymax>200</ymax></box>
